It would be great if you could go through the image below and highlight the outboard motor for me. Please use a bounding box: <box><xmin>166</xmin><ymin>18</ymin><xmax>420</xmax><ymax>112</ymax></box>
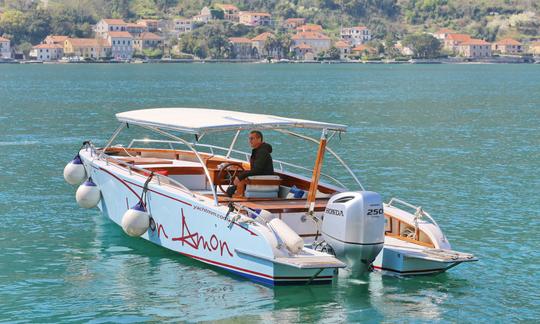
<box><xmin>321</xmin><ymin>191</ymin><xmax>385</xmax><ymax>274</ymax></box>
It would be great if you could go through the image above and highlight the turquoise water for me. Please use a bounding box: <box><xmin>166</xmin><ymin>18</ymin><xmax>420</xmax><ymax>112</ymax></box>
<box><xmin>0</xmin><ymin>64</ymin><xmax>539</xmax><ymax>322</ymax></box>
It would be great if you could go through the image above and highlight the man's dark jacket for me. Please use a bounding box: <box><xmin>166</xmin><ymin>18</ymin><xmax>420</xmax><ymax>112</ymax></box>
<box><xmin>237</xmin><ymin>142</ymin><xmax>274</xmax><ymax>180</ymax></box>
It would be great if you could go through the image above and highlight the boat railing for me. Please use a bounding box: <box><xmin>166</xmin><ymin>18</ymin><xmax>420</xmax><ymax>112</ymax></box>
<box><xmin>87</xmin><ymin>143</ymin><xmax>197</xmax><ymax>199</ymax></box>
<box><xmin>127</xmin><ymin>138</ymin><xmax>348</xmax><ymax>189</ymax></box>
<box><xmin>386</xmin><ymin>197</ymin><xmax>440</xmax><ymax>228</ymax></box>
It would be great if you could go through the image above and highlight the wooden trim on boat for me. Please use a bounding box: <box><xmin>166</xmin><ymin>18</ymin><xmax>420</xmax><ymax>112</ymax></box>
<box><xmin>246</xmin><ymin>179</ymin><xmax>282</xmax><ymax>186</ymax></box>
<box><xmin>385</xmin><ymin>233</ymin><xmax>435</xmax><ymax>248</ymax></box>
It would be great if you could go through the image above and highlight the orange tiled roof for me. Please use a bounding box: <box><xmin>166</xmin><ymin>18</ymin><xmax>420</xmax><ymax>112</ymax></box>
<box><xmin>495</xmin><ymin>38</ymin><xmax>521</xmax><ymax>46</ymax></box>
<box><xmin>216</xmin><ymin>4</ymin><xmax>238</xmax><ymax>10</ymax></box>
<box><xmin>33</xmin><ymin>43</ymin><xmax>63</xmax><ymax>49</ymax></box>
<box><xmin>138</xmin><ymin>32</ymin><xmax>162</xmax><ymax>40</ymax></box>
<box><xmin>295</xmin><ymin>43</ymin><xmax>312</xmax><ymax>49</ymax></box>
<box><xmin>351</xmin><ymin>44</ymin><xmax>374</xmax><ymax>52</ymax></box>
<box><xmin>296</xmin><ymin>24</ymin><xmax>322</xmax><ymax>32</ymax></box>
<box><xmin>252</xmin><ymin>32</ymin><xmax>274</xmax><ymax>41</ymax></box>
<box><xmin>45</xmin><ymin>35</ymin><xmax>69</xmax><ymax>43</ymax></box>
<box><xmin>67</xmin><ymin>38</ymin><xmax>101</xmax><ymax>47</ymax></box>
<box><xmin>285</xmin><ymin>18</ymin><xmax>305</xmax><ymax>23</ymax></box>
<box><xmin>0</xmin><ymin>36</ymin><xmax>9</xmax><ymax>42</ymax></box>
<box><xmin>240</xmin><ymin>12</ymin><xmax>271</xmax><ymax>17</ymax></box>
<box><xmin>292</xmin><ymin>31</ymin><xmax>330</xmax><ymax>41</ymax></box>
<box><xmin>102</xmin><ymin>19</ymin><xmax>126</xmax><ymax>25</ymax></box>
<box><xmin>229</xmin><ymin>37</ymin><xmax>252</xmax><ymax>43</ymax></box>
<box><xmin>126</xmin><ymin>22</ymin><xmax>144</xmax><ymax>28</ymax></box>
<box><xmin>461</xmin><ymin>39</ymin><xmax>490</xmax><ymax>46</ymax></box>
<box><xmin>334</xmin><ymin>40</ymin><xmax>350</xmax><ymax>48</ymax></box>
<box><xmin>350</xmin><ymin>26</ymin><xmax>368</xmax><ymax>30</ymax></box>
<box><xmin>446</xmin><ymin>33</ymin><xmax>472</xmax><ymax>43</ymax></box>
<box><xmin>108</xmin><ymin>31</ymin><xmax>133</xmax><ymax>38</ymax></box>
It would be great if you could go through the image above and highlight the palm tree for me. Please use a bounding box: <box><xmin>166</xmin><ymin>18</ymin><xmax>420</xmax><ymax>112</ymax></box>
<box><xmin>276</xmin><ymin>33</ymin><xmax>292</xmax><ymax>59</ymax></box>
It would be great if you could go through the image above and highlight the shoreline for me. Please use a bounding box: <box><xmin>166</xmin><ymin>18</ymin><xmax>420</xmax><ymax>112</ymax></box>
<box><xmin>2</xmin><ymin>56</ymin><xmax>538</xmax><ymax>65</ymax></box>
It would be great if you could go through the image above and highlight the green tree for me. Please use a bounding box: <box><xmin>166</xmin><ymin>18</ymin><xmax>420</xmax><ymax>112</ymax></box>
<box><xmin>0</xmin><ymin>10</ymin><xmax>27</xmax><ymax>43</ymax></box>
<box><xmin>326</xmin><ymin>46</ymin><xmax>341</xmax><ymax>60</ymax></box>
<box><xmin>276</xmin><ymin>33</ymin><xmax>291</xmax><ymax>59</ymax></box>
<box><xmin>26</xmin><ymin>9</ymin><xmax>52</xmax><ymax>44</ymax></box>
<box><xmin>402</xmin><ymin>33</ymin><xmax>441</xmax><ymax>59</ymax></box>
<box><xmin>16</xmin><ymin>40</ymin><xmax>32</xmax><ymax>58</ymax></box>
<box><xmin>210</xmin><ymin>8</ymin><xmax>224</xmax><ymax>20</ymax></box>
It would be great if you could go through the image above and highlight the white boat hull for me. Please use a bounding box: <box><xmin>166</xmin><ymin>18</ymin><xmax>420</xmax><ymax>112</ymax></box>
<box><xmin>81</xmin><ymin>150</ymin><xmax>341</xmax><ymax>285</ymax></box>
<box><xmin>372</xmin><ymin>243</ymin><xmax>471</xmax><ymax>275</ymax></box>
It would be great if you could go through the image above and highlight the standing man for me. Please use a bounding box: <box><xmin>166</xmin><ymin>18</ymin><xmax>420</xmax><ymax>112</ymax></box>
<box><xmin>227</xmin><ymin>130</ymin><xmax>274</xmax><ymax>197</ymax></box>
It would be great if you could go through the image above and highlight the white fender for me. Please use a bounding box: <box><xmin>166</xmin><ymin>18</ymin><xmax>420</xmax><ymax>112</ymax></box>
<box><xmin>254</xmin><ymin>209</ymin><xmax>274</xmax><ymax>225</ymax></box>
<box><xmin>64</xmin><ymin>155</ymin><xmax>86</xmax><ymax>185</ymax></box>
<box><xmin>75</xmin><ymin>179</ymin><xmax>101</xmax><ymax>208</ymax></box>
<box><xmin>121</xmin><ymin>203</ymin><xmax>150</xmax><ymax>237</ymax></box>
<box><xmin>268</xmin><ymin>218</ymin><xmax>304</xmax><ymax>254</ymax></box>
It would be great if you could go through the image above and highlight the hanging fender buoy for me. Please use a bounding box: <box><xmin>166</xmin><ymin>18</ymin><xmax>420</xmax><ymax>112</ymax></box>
<box><xmin>64</xmin><ymin>155</ymin><xmax>86</xmax><ymax>185</ymax></box>
<box><xmin>76</xmin><ymin>178</ymin><xmax>101</xmax><ymax>208</ymax></box>
<box><xmin>268</xmin><ymin>218</ymin><xmax>304</xmax><ymax>254</ymax></box>
<box><xmin>121</xmin><ymin>202</ymin><xmax>150</xmax><ymax>237</ymax></box>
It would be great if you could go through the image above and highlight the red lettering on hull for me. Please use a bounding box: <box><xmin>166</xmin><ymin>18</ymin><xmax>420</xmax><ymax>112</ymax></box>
<box><xmin>172</xmin><ymin>209</ymin><xmax>233</xmax><ymax>257</ymax></box>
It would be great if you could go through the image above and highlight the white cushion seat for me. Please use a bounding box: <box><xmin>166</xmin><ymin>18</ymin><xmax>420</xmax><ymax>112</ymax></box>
<box><xmin>245</xmin><ymin>175</ymin><xmax>281</xmax><ymax>198</ymax></box>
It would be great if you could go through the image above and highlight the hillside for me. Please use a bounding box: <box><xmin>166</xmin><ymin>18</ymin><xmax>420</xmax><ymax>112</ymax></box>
<box><xmin>1</xmin><ymin>0</ymin><xmax>539</xmax><ymax>48</ymax></box>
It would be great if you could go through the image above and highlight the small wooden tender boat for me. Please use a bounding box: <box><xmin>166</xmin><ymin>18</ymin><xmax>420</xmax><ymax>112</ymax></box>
<box><xmin>64</xmin><ymin>108</ymin><xmax>476</xmax><ymax>285</ymax></box>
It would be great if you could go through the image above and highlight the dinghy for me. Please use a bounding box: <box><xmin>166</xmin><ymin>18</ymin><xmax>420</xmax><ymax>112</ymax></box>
<box><xmin>64</xmin><ymin>108</ymin><xmax>476</xmax><ymax>285</ymax></box>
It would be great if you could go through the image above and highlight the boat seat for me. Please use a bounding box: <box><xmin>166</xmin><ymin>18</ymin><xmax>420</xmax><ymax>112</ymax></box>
<box><xmin>245</xmin><ymin>175</ymin><xmax>282</xmax><ymax>198</ymax></box>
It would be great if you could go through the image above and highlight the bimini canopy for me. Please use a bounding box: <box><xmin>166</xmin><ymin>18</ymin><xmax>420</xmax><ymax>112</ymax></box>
<box><xmin>116</xmin><ymin>108</ymin><xmax>347</xmax><ymax>135</ymax></box>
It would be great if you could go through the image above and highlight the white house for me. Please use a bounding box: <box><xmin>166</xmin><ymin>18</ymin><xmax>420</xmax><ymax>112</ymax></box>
<box><xmin>134</xmin><ymin>32</ymin><xmax>163</xmax><ymax>51</ymax></box>
<box><xmin>432</xmin><ymin>28</ymin><xmax>456</xmax><ymax>41</ymax></box>
<box><xmin>239</xmin><ymin>12</ymin><xmax>272</xmax><ymax>26</ymax></box>
<box><xmin>107</xmin><ymin>31</ymin><xmax>133</xmax><ymax>59</ymax></box>
<box><xmin>33</xmin><ymin>43</ymin><xmax>63</xmax><ymax>61</ymax></box>
<box><xmin>0</xmin><ymin>37</ymin><xmax>11</xmax><ymax>59</ymax></box>
<box><xmin>193</xmin><ymin>7</ymin><xmax>212</xmax><ymax>23</ymax></box>
<box><xmin>215</xmin><ymin>4</ymin><xmax>239</xmax><ymax>22</ymax></box>
<box><xmin>492</xmin><ymin>38</ymin><xmax>523</xmax><ymax>54</ymax></box>
<box><xmin>458</xmin><ymin>39</ymin><xmax>492</xmax><ymax>58</ymax></box>
<box><xmin>172</xmin><ymin>18</ymin><xmax>194</xmax><ymax>34</ymax></box>
<box><xmin>126</xmin><ymin>22</ymin><xmax>147</xmax><ymax>35</ymax></box>
<box><xmin>291</xmin><ymin>31</ymin><xmax>331</xmax><ymax>56</ymax></box>
<box><xmin>95</xmin><ymin>19</ymin><xmax>127</xmax><ymax>38</ymax></box>
<box><xmin>137</xmin><ymin>19</ymin><xmax>159</xmax><ymax>32</ymax></box>
<box><xmin>44</xmin><ymin>35</ymin><xmax>69</xmax><ymax>45</ymax></box>
<box><xmin>334</xmin><ymin>40</ymin><xmax>351</xmax><ymax>59</ymax></box>
<box><xmin>340</xmin><ymin>26</ymin><xmax>371</xmax><ymax>46</ymax></box>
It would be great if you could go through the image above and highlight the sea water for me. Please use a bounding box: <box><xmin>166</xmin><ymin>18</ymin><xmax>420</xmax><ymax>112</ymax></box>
<box><xmin>0</xmin><ymin>64</ymin><xmax>539</xmax><ymax>322</ymax></box>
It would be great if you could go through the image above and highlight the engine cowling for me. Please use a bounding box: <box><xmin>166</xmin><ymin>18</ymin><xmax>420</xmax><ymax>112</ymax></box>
<box><xmin>321</xmin><ymin>191</ymin><xmax>385</xmax><ymax>273</ymax></box>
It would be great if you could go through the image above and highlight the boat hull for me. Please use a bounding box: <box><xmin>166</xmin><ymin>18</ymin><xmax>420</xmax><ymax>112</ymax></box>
<box><xmin>82</xmin><ymin>150</ymin><xmax>336</xmax><ymax>286</ymax></box>
<box><xmin>372</xmin><ymin>240</ymin><xmax>477</xmax><ymax>275</ymax></box>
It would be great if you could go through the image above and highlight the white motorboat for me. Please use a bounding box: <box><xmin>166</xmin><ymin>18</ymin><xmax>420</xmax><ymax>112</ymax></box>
<box><xmin>373</xmin><ymin>198</ymin><xmax>477</xmax><ymax>275</ymax></box>
<box><xmin>64</xmin><ymin>108</ymin><xmax>476</xmax><ymax>285</ymax></box>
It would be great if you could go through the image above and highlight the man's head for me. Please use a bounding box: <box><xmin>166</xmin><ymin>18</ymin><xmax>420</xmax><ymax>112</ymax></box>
<box><xmin>248</xmin><ymin>130</ymin><xmax>263</xmax><ymax>149</ymax></box>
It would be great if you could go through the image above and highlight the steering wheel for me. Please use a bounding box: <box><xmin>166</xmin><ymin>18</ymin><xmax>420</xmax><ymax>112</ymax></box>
<box><xmin>216</xmin><ymin>163</ymin><xmax>245</xmax><ymax>194</ymax></box>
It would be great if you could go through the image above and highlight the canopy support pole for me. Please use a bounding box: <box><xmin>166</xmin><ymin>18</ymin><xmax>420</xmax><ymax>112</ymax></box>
<box><xmin>99</xmin><ymin>122</ymin><xmax>126</xmax><ymax>159</ymax></box>
<box><xmin>276</xmin><ymin>129</ymin><xmax>365</xmax><ymax>191</ymax></box>
<box><xmin>306</xmin><ymin>128</ymin><xmax>328</xmax><ymax>215</ymax></box>
<box><xmin>142</xmin><ymin>126</ymin><xmax>219</xmax><ymax>206</ymax></box>
<box><xmin>226</xmin><ymin>130</ymin><xmax>241</xmax><ymax>159</ymax></box>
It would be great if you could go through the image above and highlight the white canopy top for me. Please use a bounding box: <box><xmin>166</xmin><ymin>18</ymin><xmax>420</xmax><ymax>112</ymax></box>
<box><xmin>116</xmin><ymin>108</ymin><xmax>347</xmax><ymax>135</ymax></box>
